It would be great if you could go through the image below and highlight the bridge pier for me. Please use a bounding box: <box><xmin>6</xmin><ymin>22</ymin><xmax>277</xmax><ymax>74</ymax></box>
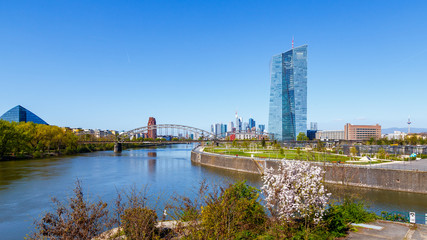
<box><xmin>114</xmin><ymin>142</ymin><xmax>122</xmax><ymax>153</ymax></box>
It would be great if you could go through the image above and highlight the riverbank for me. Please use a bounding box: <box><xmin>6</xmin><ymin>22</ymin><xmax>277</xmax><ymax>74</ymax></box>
<box><xmin>191</xmin><ymin>146</ymin><xmax>427</xmax><ymax>194</ymax></box>
<box><xmin>0</xmin><ymin>142</ymin><xmax>178</xmax><ymax>162</ymax></box>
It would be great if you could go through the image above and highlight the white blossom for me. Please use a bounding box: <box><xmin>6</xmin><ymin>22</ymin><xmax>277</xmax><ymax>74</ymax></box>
<box><xmin>262</xmin><ymin>160</ymin><xmax>330</xmax><ymax>223</ymax></box>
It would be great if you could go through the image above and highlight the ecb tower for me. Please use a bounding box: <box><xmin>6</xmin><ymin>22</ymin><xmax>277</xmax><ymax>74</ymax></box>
<box><xmin>268</xmin><ymin>45</ymin><xmax>307</xmax><ymax>141</ymax></box>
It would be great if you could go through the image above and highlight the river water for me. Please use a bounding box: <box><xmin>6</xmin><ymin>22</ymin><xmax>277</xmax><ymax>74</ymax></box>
<box><xmin>1</xmin><ymin>144</ymin><xmax>427</xmax><ymax>239</ymax></box>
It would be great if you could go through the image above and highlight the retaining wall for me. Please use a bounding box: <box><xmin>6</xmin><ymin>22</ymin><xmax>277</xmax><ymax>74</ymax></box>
<box><xmin>191</xmin><ymin>148</ymin><xmax>427</xmax><ymax>194</ymax></box>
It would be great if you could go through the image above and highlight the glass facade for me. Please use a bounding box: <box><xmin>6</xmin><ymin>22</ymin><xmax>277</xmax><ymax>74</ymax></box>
<box><xmin>268</xmin><ymin>45</ymin><xmax>307</xmax><ymax>141</ymax></box>
<box><xmin>0</xmin><ymin>105</ymin><xmax>48</xmax><ymax>125</ymax></box>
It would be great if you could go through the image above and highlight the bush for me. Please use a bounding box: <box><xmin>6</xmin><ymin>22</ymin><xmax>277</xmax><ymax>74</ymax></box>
<box><xmin>323</xmin><ymin>198</ymin><xmax>378</xmax><ymax>237</ymax></box>
<box><xmin>121</xmin><ymin>207</ymin><xmax>158</xmax><ymax>240</ymax></box>
<box><xmin>29</xmin><ymin>180</ymin><xmax>112</xmax><ymax>240</ymax></box>
<box><xmin>196</xmin><ymin>181</ymin><xmax>266</xmax><ymax>239</ymax></box>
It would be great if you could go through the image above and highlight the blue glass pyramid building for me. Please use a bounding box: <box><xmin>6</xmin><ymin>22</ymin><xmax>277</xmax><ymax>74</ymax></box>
<box><xmin>0</xmin><ymin>105</ymin><xmax>48</xmax><ymax>125</ymax></box>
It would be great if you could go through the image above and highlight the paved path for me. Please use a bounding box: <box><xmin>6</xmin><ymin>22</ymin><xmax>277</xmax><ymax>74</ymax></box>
<box><xmin>368</xmin><ymin>159</ymin><xmax>427</xmax><ymax>171</ymax></box>
<box><xmin>346</xmin><ymin>220</ymin><xmax>427</xmax><ymax>239</ymax></box>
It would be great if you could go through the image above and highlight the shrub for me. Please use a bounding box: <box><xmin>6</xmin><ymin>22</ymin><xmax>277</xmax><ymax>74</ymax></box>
<box><xmin>323</xmin><ymin>198</ymin><xmax>378</xmax><ymax>237</ymax></box>
<box><xmin>197</xmin><ymin>181</ymin><xmax>267</xmax><ymax>239</ymax></box>
<box><xmin>121</xmin><ymin>207</ymin><xmax>158</xmax><ymax>240</ymax></box>
<box><xmin>29</xmin><ymin>180</ymin><xmax>112</xmax><ymax>240</ymax></box>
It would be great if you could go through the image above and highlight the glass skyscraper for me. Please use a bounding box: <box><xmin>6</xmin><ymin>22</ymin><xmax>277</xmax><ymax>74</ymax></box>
<box><xmin>268</xmin><ymin>45</ymin><xmax>307</xmax><ymax>141</ymax></box>
<box><xmin>0</xmin><ymin>105</ymin><xmax>48</xmax><ymax>125</ymax></box>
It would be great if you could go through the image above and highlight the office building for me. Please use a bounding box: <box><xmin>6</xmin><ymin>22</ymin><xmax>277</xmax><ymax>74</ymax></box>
<box><xmin>235</xmin><ymin>114</ymin><xmax>243</xmax><ymax>132</ymax></box>
<box><xmin>307</xmin><ymin>130</ymin><xmax>317</xmax><ymax>140</ymax></box>
<box><xmin>258</xmin><ymin>124</ymin><xmax>265</xmax><ymax>133</ymax></box>
<box><xmin>248</xmin><ymin>118</ymin><xmax>256</xmax><ymax>129</ymax></box>
<box><xmin>268</xmin><ymin>45</ymin><xmax>307</xmax><ymax>141</ymax></box>
<box><xmin>310</xmin><ymin>122</ymin><xmax>318</xmax><ymax>131</ymax></box>
<box><xmin>0</xmin><ymin>105</ymin><xmax>48</xmax><ymax>125</ymax></box>
<box><xmin>147</xmin><ymin>117</ymin><xmax>157</xmax><ymax>139</ymax></box>
<box><xmin>315</xmin><ymin>130</ymin><xmax>345</xmax><ymax>140</ymax></box>
<box><xmin>228</xmin><ymin>121</ymin><xmax>234</xmax><ymax>133</ymax></box>
<box><xmin>344</xmin><ymin>123</ymin><xmax>381</xmax><ymax>140</ymax></box>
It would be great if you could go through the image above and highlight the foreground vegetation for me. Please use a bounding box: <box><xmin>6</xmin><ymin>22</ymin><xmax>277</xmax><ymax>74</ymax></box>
<box><xmin>28</xmin><ymin>162</ymin><xmax>382</xmax><ymax>240</ymax></box>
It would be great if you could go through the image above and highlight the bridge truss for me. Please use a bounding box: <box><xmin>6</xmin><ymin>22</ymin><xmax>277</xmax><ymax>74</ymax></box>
<box><xmin>125</xmin><ymin>124</ymin><xmax>215</xmax><ymax>140</ymax></box>
<box><xmin>125</xmin><ymin>124</ymin><xmax>273</xmax><ymax>140</ymax></box>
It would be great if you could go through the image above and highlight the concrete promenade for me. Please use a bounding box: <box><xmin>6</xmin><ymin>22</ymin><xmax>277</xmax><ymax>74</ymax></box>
<box><xmin>191</xmin><ymin>146</ymin><xmax>427</xmax><ymax>194</ymax></box>
<box><xmin>346</xmin><ymin>220</ymin><xmax>427</xmax><ymax>240</ymax></box>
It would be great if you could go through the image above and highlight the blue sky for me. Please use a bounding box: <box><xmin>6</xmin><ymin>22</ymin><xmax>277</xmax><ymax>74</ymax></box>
<box><xmin>1</xmin><ymin>1</ymin><xmax>426</xmax><ymax>131</ymax></box>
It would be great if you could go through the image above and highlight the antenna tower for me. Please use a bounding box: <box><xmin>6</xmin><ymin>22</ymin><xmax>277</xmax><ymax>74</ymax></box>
<box><xmin>407</xmin><ymin>116</ymin><xmax>412</xmax><ymax>134</ymax></box>
<box><xmin>292</xmin><ymin>36</ymin><xmax>294</xmax><ymax>49</ymax></box>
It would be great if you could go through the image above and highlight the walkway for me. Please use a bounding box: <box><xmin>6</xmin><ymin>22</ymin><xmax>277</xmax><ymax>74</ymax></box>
<box><xmin>367</xmin><ymin>159</ymin><xmax>427</xmax><ymax>171</ymax></box>
<box><xmin>346</xmin><ymin>220</ymin><xmax>427</xmax><ymax>240</ymax></box>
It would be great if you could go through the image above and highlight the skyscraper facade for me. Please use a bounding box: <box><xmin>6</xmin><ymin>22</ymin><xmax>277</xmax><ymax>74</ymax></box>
<box><xmin>268</xmin><ymin>45</ymin><xmax>307</xmax><ymax>141</ymax></box>
<box><xmin>147</xmin><ymin>117</ymin><xmax>157</xmax><ymax>139</ymax></box>
<box><xmin>248</xmin><ymin>118</ymin><xmax>256</xmax><ymax>129</ymax></box>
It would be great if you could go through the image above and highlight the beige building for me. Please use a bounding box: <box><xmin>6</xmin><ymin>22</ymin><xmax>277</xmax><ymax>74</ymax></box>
<box><xmin>315</xmin><ymin>130</ymin><xmax>345</xmax><ymax>140</ymax></box>
<box><xmin>344</xmin><ymin>123</ymin><xmax>381</xmax><ymax>140</ymax></box>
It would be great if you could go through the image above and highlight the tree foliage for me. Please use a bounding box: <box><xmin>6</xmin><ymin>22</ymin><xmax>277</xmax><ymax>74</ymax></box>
<box><xmin>296</xmin><ymin>132</ymin><xmax>309</xmax><ymax>141</ymax></box>
<box><xmin>0</xmin><ymin>120</ymin><xmax>79</xmax><ymax>160</ymax></box>
<box><xmin>262</xmin><ymin>161</ymin><xmax>330</xmax><ymax>224</ymax></box>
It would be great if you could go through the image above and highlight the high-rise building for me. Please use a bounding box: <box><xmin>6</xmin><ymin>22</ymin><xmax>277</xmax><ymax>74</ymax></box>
<box><xmin>221</xmin><ymin>124</ymin><xmax>227</xmax><ymax>136</ymax></box>
<box><xmin>310</xmin><ymin>122</ymin><xmax>318</xmax><ymax>131</ymax></box>
<box><xmin>215</xmin><ymin>123</ymin><xmax>222</xmax><ymax>136</ymax></box>
<box><xmin>147</xmin><ymin>117</ymin><xmax>157</xmax><ymax>139</ymax></box>
<box><xmin>258</xmin><ymin>124</ymin><xmax>265</xmax><ymax>133</ymax></box>
<box><xmin>228</xmin><ymin>121</ymin><xmax>234</xmax><ymax>133</ymax></box>
<box><xmin>248</xmin><ymin>118</ymin><xmax>256</xmax><ymax>130</ymax></box>
<box><xmin>235</xmin><ymin>114</ymin><xmax>243</xmax><ymax>133</ymax></box>
<box><xmin>243</xmin><ymin>122</ymin><xmax>249</xmax><ymax>132</ymax></box>
<box><xmin>268</xmin><ymin>45</ymin><xmax>307</xmax><ymax>141</ymax></box>
<box><xmin>0</xmin><ymin>105</ymin><xmax>48</xmax><ymax>125</ymax></box>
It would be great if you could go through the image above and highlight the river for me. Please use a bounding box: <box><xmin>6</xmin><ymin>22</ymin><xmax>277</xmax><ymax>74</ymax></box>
<box><xmin>1</xmin><ymin>144</ymin><xmax>427</xmax><ymax>239</ymax></box>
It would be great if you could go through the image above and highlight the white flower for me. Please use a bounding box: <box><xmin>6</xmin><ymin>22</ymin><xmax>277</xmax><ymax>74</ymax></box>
<box><xmin>262</xmin><ymin>161</ymin><xmax>330</xmax><ymax>223</ymax></box>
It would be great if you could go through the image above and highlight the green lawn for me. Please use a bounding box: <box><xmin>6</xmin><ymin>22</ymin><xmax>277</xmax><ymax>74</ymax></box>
<box><xmin>204</xmin><ymin>147</ymin><xmax>351</xmax><ymax>163</ymax></box>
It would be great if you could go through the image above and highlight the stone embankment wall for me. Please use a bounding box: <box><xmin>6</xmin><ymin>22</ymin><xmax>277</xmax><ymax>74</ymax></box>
<box><xmin>191</xmin><ymin>148</ymin><xmax>427</xmax><ymax>194</ymax></box>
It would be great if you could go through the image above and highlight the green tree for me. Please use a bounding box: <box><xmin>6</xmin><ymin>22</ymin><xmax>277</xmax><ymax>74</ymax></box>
<box><xmin>242</xmin><ymin>140</ymin><xmax>249</xmax><ymax>149</ymax></box>
<box><xmin>261</xmin><ymin>138</ymin><xmax>266</xmax><ymax>148</ymax></box>
<box><xmin>0</xmin><ymin>120</ymin><xmax>19</xmax><ymax>159</ymax></box>
<box><xmin>316</xmin><ymin>140</ymin><xmax>325</xmax><ymax>152</ymax></box>
<box><xmin>350</xmin><ymin>147</ymin><xmax>358</xmax><ymax>160</ymax></box>
<box><xmin>296</xmin><ymin>147</ymin><xmax>301</xmax><ymax>159</ymax></box>
<box><xmin>297</xmin><ymin>132</ymin><xmax>309</xmax><ymax>141</ymax></box>
<box><xmin>377</xmin><ymin>148</ymin><xmax>386</xmax><ymax>159</ymax></box>
<box><xmin>232</xmin><ymin>139</ymin><xmax>237</xmax><ymax>147</ymax></box>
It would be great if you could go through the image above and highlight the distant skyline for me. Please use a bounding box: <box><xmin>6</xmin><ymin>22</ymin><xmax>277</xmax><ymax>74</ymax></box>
<box><xmin>1</xmin><ymin>1</ymin><xmax>427</xmax><ymax>131</ymax></box>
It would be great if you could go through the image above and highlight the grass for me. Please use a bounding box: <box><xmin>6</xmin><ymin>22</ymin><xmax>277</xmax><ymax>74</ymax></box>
<box><xmin>204</xmin><ymin>146</ymin><xmax>393</xmax><ymax>165</ymax></box>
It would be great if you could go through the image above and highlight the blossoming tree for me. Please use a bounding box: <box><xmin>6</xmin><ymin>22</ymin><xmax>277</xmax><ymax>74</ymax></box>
<box><xmin>262</xmin><ymin>160</ymin><xmax>330</xmax><ymax>223</ymax></box>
